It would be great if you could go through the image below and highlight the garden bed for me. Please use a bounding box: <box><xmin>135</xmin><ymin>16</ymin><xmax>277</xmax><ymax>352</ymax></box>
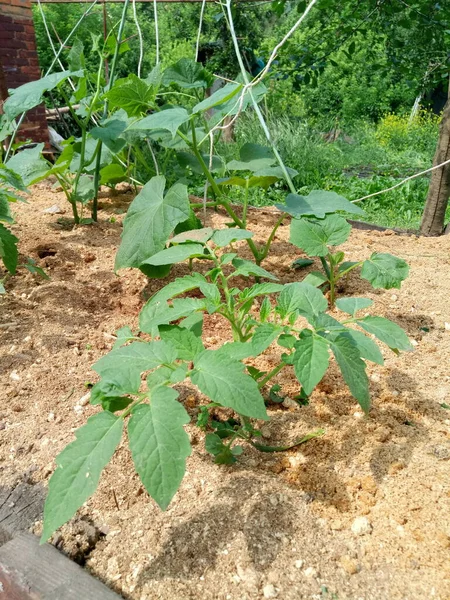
<box><xmin>1</xmin><ymin>181</ymin><xmax>450</xmax><ymax>600</ymax></box>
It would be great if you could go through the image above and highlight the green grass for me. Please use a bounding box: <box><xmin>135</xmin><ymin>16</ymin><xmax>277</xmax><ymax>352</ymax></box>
<box><xmin>222</xmin><ymin>112</ymin><xmax>441</xmax><ymax>230</ymax></box>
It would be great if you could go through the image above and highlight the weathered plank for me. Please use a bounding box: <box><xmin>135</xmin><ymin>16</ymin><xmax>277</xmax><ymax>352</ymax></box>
<box><xmin>0</xmin><ymin>483</ymin><xmax>45</xmax><ymax>543</ymax></box>
<box><xmin>0</xmin><ymin>533</ymin><xmax>123</xmax><ymax>600</ymax></box>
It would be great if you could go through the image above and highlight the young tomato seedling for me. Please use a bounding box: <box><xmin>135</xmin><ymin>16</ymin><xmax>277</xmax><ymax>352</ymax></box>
<box><xmin>41</xmin><ymin>227</ymin><xmax>413</xmax><ymax>542</ymax></box>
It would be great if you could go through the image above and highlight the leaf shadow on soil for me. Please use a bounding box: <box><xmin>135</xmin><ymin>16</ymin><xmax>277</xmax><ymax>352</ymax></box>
<box><xmin>137</xmin><ymin>475</ymin><xmax>297</xmax><ymax>582</ymax></box>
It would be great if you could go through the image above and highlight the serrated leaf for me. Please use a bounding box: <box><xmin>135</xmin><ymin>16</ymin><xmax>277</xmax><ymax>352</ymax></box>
<box><xmin>115</xmin><ymin>176</ymin><xmax>190</xmax><ymax>270</ymax></box>
<box><xmin>360</xmin><ymin>253</ymin><xmax>409</xmax><ymax>289</ymax></box>
<box><xmin>0</xmin><ymin>223</ymin><xmax>18</xmax><ymax>274</ymax></box>
<box><xmin>0</xmin><ymin>164</ymin><xmax>27</xmax><ymax>191</ymax></box>
<box><xmin>142</xmin><ymin>243</ymin><xmax>206</xmax><ymax>266</ymax></box>
<box><xmin>290</xmin><ymin>214</ymin><xmax>351</xmax><ymax>257</ymax></box>
<box><xmin>293</xmin><ymin>331</ymin><xmax>330</xmax><ymax>395</ymax></box>
<box><xmin>163</xmin><ymin>58</ymin><xmax>211</xmax><ymax>89</ymax></box>
<box><xmin>128</xmin><ymin>387</ymin><xmax>191</xmax><ymax>510</ymax></box>
<box><xmin>4</xmin><ymin>70</ymin><xmax>83</xmax><ymax>120</ymax></box>
<box><xmin>328</xmin><ymin>333</ymin><xmax>370</xmax><ymax>412</ymax></box>
<box><xmin>356</xmin><ymin>316</ymin><xmax>413</xmax><ymax>351</ymax></box>
<box><xmin>89</xmin><ymin>119</ymin><xmax>127</xmax><ymax>153</ymax></box>
<box><xmin>113</xmin><ymin>325</ymin><xmax>135</xmax><ymax>349</ymax></box>
<box><xmin>277</xmin><ymin>282</ymin><xmax>327</xmax><ymax>319</ymax></box>
<box><xmin>93</xmin><ymin>341</ymin><xmax>177</xmax><ymax>393</ymax></box>
<box><xmin>140</xmin><ymin>298</ymin><xmax>206</xmax><ymax>334</ymax></box>
<box><xmin>41</xmin><ymin>412</ymin><xmax>123</xmax><ymax>541</ymax></box>
<box><xmin>6</xmin><ymin>144</ymin><xmax>51</xmax><ymax>186</ymax></box>
<box><xmin>146</xmin><ymin>273</ymin><xmax>207</xmax><ymax>306</ymax></box>
<box><xmin>129</xmin><ymin>108</ymin><xmax>190</xmax><ymax>138</ymax></box>
<box><xmin>105</xmin><ymin>74</ymin><xmax>155</xmax><ymax>117</ymax></box>
<box><xmin>212</xmin><ymin>228</ymin><xmax>253</xmax><ymax>247</ymax></box>
<box><xmin>345</xmin><ymin>329</ymin><xmax>384</xmax><ymax>365</ymax></box>
<box><xmin>336</xmin><ymin>297</ymin><xmax>374</xmax><ymax>316</ymax></box>
<box><xmin>193</xmin><ymin>83</ymin><xmax>242</xmax><ymax>113</ymax></box>
<box><xmin>239</xmin><ymin>283</ymin><xmax>284</xmax><ymax>300</ymax></box>
<box><xmin>216</xmin><ymin>342</ymin><xmax>254</xmax><ymax>360</ymax></box>
<box><xmin>231</xmin><ymin>258</ymin><xmax>278</xmax><ymax>281</ymax></box>
<box><xmin>251</xmin><ymin>323</ymin><xmax>282</xmax><ymax>355</ymax></box>
<box><xmin>191</xmin><ymin>350</ymin><xmax>268</xmax><ymax>420</ymax></box>
<box><xmin>159</xmin><ymin>325</ymin><xmax>205</xmax><ymax>360</ymax></box>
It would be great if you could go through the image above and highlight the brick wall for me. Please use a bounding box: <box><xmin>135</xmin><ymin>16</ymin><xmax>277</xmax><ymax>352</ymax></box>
<box><xmin>0</xmin><ymin>0</ymin><xmax>49</xmax><ymax>145</ymax></box>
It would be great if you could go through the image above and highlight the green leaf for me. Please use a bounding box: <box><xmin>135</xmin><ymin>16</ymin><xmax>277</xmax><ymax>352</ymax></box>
<box><xmin>105</xmin><ymin>74</ymin><xmax>155</xmax><ymax>117</ymax></box>
<box><xmin>212</xmin><ymin>228</ymin><xmax>253</xmax><ymax>247</ymax></box>
<box><xmin>129</xmin><ymin>108</ymin><xmax>190</xmax><ymax>138</ymax></box>
<box><xmin>100</xmin><ymin>163</ymin><xmax>127</xmax><ymax>186</ymax></box>
<box><xmin>293</xmin><ymin>331</ymin><xmax>330</xmax><ymax>395</ymax></box>
<box><xmin>0</xmin><ymin>164</ymin><xmax>27</xmax><ymax>191</ymax></box>
<box><xmin>4</xmin><ymin>70</ymin><xmax>83</xmax><ymax>120</ymax></box>
<box><xmin>356</xmin><ymin>316</ymin><xmax>413</xmax><ymax>351</ymax></box>
<box><xmin>306</xmin><ymin>190</ymin><xmax>365</xmax><ymax>216</ymax></box>
<box><xmin>115</xmin><ymin>176</ymin><xmax>190</xmax><ymax>270</ymax></box>
<box><xmin>163</xmin><ymin>58</ymin><xmax>211</xmax><ymax>89</ymax></box>
<box><xmin>278</xmin><ymin>333</ymin><xmax>296</xmax><ymax>349</ymax></box>
<box><xmin>239</xmin><ymin>143</ymin><xmax>274</xmax><ymax>162</ymax></box>
<box><xmin>89</xmin><ymin>119</ymin><xmax>127</xmax><ymax>153</ymax></box>
<box><xmin>251</xmin><ymin>323</ymin><xmax>282</xmax><ymax>355</ymax></box>
<box><xmin>336</xmin><ymin>297</ymin><xmax>374</xmax><ymax>316</ymax></box>
<box><xmin>227</xmin><ymin>157</ymin><xmax>275</xmax><ymax>172</ymax></box>
<box><xmin>93</xmin><ymin>341</ymin><xmax>177</xmax><ymax>393</ymax></box>
<box><xmin>0</xmin><ymin>223</ymin><xmax>18</xmax><ymax>274</ymax></box>
<box><xmin>142</xmin><ymin>243</ymin><xmax>206</xmax><ymax>266</ymax></box>
<box><xmin>239</xmin><ymin>283</ymin><xmax>284</xmax><ymax>300</ymax></box>
<box><xmin>328</xmin><ymin>333</ymin><xmax>370</xmax><ymax>412</ymax></box>
<box><xmin>6</xmin><ymin>144</ymin><xmax>51</xmax><ymax>186</ymax></box>
<box><xmin>139</xmin><ymin>263</ymin><xmax>172</xmax><ymax>279</ymax></box>
<box><xmin>216</xmin><ymin>342</ymin><xmax>255</xmax><ymax>360</ymax></box>
<box><xmin>113</xmin><ymin>325</ymin><xmax>135</xmax><ymax>349</ymax></box>
<box><xmin>171</xmin><ymin>227</ymin><xmax>214</xmax><ymax>244</ymax></box>
<box><xmin>302</xmin><ymin>271</ymin><xmax>328</xmax><ymax>287</ymax></box>
<box><xmin>73</xmin><ymin>174</ymin><xmax>94</xmax><ymax>204</ymax></box>
<box><xmin>145</xmin><ymin>273</ymin><xmax>207</xmax><ymax>306</ymax></box>
<box><xmin>277</xmin><ymin>190</ymin><xmax>364</xmax><ymax>218</ymax></box>
<box><xmin>140</xmin><ymin>298</ymin><xmax>206</xmax><ymax>334</ymax></box>
<box><xmin>277</xmin><ymin>282</ymin><xmax>327</xmax><ymax>319</ymax></box>
<box><xmin>290</xmin><ymin>215</ymin><xmax>351</xmax><ymax>257</ymax></box>
<box><xmin>360</xmin><ymin>253</ymin><xmax>409</xmax><ymax>289</ymax></box>
<box><xmin>344</xmin><ymin>330</ymin><xmax>384</xmax><ymax>365</ymax></box>
<box><xmin>292</xmin><ymin>258</ymin><xmax>315</xmax><ymax>270</ymax></box>
<box><xmin>193</xmin><ymin>83</ymin><xmax>242</xmax><ymax>113</ymax></box>
<box><xmin>41</xmin><ymin>412</ymin><xmax>123</xmax><ymax>541</ymax></box>
<box><xmin>177</xmin><ymin>151</ymin><xmax>222</xmax><ymax>174</ymax></box>
<box><xmin>159</xmin><ymin>325</ymin><xmax>205</xmax><ymax>361</ymax></box>
<box><xmin>191</xmin><ymin>350</ymin><xmax>268</xmax><ymax>420</ymax></box>
<box><xmin>128</xmin><ymin>387</ymin><xmax>191</xmax><ymax>510</ymax></box>
<box><xmin>231</xmin><ymin>258</ymin><xmax>278</xmax><ymax>281</ymax></box>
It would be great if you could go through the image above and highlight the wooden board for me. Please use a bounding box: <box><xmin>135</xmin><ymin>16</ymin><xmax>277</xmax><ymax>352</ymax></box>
<box><xmin>0</xmin><ymin>482</ymin><xmax>45</xmax><ymax>545</ymax></box>
<box><xmin>0</xmin><ymin>532</ymin><xmax>123</xmax><ymax>600</ymax></box>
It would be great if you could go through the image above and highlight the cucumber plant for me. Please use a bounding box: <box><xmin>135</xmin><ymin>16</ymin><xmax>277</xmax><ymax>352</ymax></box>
<box><xmin>0</xmin><ymin>160</ymin><xmax>48</xmax><ymax>290</ymax></box>
<box><xmin>289</xmin><ymin>211</ymin><xmax>409</xmax><ymax>306</ymax></box>
<box><xmin>41</xmin><ymin>227</ymin><xmax>413</xmax><ymax>542</ymax></box>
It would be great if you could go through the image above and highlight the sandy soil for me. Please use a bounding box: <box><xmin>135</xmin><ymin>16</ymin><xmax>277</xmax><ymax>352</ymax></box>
<box><xmin>1</xmin><ymin>182</ymin><xmax>450</xmax><ymax>600</ymax></box>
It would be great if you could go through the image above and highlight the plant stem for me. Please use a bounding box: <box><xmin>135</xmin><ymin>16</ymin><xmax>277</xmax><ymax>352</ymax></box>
<box><xmin>182</xmin><ymin>123</ymin><xmax>263</xmax><ymax>263</ymax></box>
<box><xmin>92</xmin><ymin>0</ymin><xmax>131</xmax><ymax>221</ymax></box>
<box><xmin>257</xmin><ymin>363</ymin><xmax>285</xmax><ymax>389</ymax></box>
<box><xmin>242</xmin><ymin>180</ymin><xmax>249</xmax><ymax>227</ymax></box>
<box><xmin>259</xmin><ymin>213</ymin><xmax>287</xmax><ymax>262</ymax></box>
<box><xmin>224</xmin><ymin>0</ymin><xmax>297</xmax><ymax>195</ymax></box>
